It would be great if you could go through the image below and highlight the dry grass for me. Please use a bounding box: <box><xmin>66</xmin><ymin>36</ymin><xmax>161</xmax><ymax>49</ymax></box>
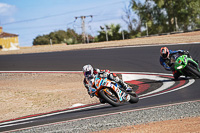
<box><xmin>1</xmin><ymin>31</ymin><xmax>200</xmax><ymax>55</ymax></box>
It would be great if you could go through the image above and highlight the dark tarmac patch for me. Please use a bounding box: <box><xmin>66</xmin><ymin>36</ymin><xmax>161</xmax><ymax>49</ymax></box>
<box><xmin>115</xmin><ymin>73</ymin><xmax>191</xmax><ymax>96</ymax></box>
<box><xmin>117</xmin><ymin>74</ymin><xmax>162</xmax><ymax>95</ymax></box>
<box><xmin>127</xmin><ymin>79</ymin><xmax>163</xmax><ymax>95</ymax></box>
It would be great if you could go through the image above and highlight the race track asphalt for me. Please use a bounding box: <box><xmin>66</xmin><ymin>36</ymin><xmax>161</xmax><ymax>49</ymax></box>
<box><xmin>0</xmin><ymin>43</ymin><xmax>200</xmax><ymax>132</ymax></box>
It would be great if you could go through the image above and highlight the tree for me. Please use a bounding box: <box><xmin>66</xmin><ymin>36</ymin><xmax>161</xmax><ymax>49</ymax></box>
<box><xmin>157</xmin><ymin>0</ymin><xmax>200</xmax><ymax>31</ymax></box>
<box><xmin>131</xmin><ymin>0</ymin><xmax>200</xmax><ymax>34</ymax></box>
<box><xmin>33</xmin><ymin>28</ymin><xmax>83</xmax><ymax>46</ymax></box>
<box><xmin>97</xmin><ymin>24</ymin><xmax>125</xmax><ymax>42</ymax></box>
<box><xmin>132</xmin><ymin>0</ymin><xmax>169</xmax><ymax>35</ymax></box>
<box><xmin>122</xmin><ymin>3</ymin><xmax>142</xmax><ymax>38</ymax></box>
<box><xmin>33</xmin><ymin>35</ymin><xmax>49</xmax><ymax>45</ymax></box>
<box><xmin>54</xmin><ymin>30</ymin><xmax>66</xmax><ymax>43</ymax></box>
<box><xmin>65</xmin><ymin>28</ymin><xmax>82</xmax><ymax>44</ymax></box>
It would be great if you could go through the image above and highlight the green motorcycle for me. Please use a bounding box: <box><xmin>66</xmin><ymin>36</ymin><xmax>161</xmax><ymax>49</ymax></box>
<box><xmin>171</xmin><ymin>53</ymin><xmax>200</xmax><ymax>78</ymax></box>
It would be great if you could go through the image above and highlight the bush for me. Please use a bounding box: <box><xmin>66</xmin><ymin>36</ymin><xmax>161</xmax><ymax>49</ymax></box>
<box><xmin>33</xmin><ymin>29</ymin><xmax>83</xmax><ymax>46</ymax></box>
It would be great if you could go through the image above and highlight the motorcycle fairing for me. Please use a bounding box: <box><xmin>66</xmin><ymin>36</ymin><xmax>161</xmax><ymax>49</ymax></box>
<box><xmin>94</xmin><ymin>76</ymin><xmax>129</xmax><ymax>102</ymax></box>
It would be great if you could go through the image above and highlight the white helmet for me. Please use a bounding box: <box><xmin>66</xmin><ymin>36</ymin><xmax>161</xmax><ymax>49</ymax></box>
<box><xmin>82</xmin><ymin>64</ymin><xmax>93</xmax><ymax>78</ymax></box>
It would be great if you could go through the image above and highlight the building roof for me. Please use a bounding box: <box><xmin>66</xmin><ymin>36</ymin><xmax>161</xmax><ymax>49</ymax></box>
<box><xmin>0</xmin><ymin>32</ymin><xmax>18</xmax><ymax>38</ymax></box>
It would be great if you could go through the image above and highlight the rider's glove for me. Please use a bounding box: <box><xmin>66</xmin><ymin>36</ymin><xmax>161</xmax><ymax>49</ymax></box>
<box><xmin>114</xmin><ymin>76</ymin><xmax>120</xmax><ymax>82</ymax></box>
<box><xmin>184</xmin><ymin>50</ymin><xmax>189</xmax><ymax>55</ymax></box>
<box><xmin>103</xmin><ymin>72</ymin><xmax>109</xmax><ymax>77</ymax></box>
<box><xmin>94</xmin><ymin>68</ymin><xmax>100</xmax><ymax>74</ymax></box>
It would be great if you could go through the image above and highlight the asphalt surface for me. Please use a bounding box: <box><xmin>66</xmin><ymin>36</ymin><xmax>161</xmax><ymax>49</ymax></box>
<box><xmin>0</xmin><ymin>43</ymin><xmax>200</xmax><ymax>132</ymax></box>
<box><xmin>0</xmin><ymin>44</ymin><xmax>199</xmax><ymax>73</ymax></box>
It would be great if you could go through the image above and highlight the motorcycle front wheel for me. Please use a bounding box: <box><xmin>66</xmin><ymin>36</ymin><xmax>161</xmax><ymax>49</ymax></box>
<box><xmin>98</xmin><ymin>88</ymin><xmax>124</xmax><ymax>107</ymax></box>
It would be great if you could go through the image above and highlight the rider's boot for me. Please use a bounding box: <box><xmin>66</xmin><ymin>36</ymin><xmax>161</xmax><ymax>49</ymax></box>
<box><xmin>99</xmin><ymin>98</ymin><xmax>106</xmax><ymax>104</ymax></box>
<box><xmin>88</xmin><ymin>88</ymin><xmax>96</xmax><ymax>97</ymax></box>
<box><xmin>126</xmin><ymin>87</ymin><xmax>133</xmax><ymax>92</ymax></box>
<box><xmin>195</xmin><ymin>59</ymin><xmax>199</xmax><ymax>64</ymax></box>
<box><xmin>119</xmin><ymin>80</ymin><xmax>132</xmax><ymax>92</ymax></box>
<box><xmin>173</xmin><ymin>70</ymin><xmax>181</xmax><ymax>80</ymax></box>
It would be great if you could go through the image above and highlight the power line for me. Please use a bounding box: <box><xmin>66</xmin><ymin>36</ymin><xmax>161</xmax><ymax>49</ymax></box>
<box><xmin>2</xmin><ymin>1</ymin><xmax>124</xmax><ymax>25</ymax></box>
<box><xmin>5</xmin><ymin>23</ymin><xmax>71</xmax><ymax>30</ymax></box>
<box><xmin>3</xmin><ymin>16</ymin><xmax>124</xmax><ymax>40</ymax></box>
<box><xmin>93</xmin><ymin>17</ymin><xmax>122</xmax><ymax>22</ymax></box>
<box><xmin>4</xmin><ymin>17</ymin><xmax>122</xmax><ymax>31</ymax></box>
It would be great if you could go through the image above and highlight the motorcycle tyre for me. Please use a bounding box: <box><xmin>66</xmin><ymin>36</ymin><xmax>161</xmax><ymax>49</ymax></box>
<box><xmin>185</xmin><ymin>65</ymin><xmax>200</xmax><ymax>78</ymax></box>
<box><xmin>98</xmin><ymin>89</ymin><xmax>123</xmax><ymax>107</ymax></box>
<box><xmin>127</xmin><ymin>92</ymin><xmax>139</xmax><ymax>103</ymax></box>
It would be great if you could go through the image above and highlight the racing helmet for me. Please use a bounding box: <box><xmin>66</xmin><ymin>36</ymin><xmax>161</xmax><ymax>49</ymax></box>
<box><xmin>82</xmin><ymin>64</ymin><xmax>94</xmax><ymax>78</ymax></box>
<box><xmin>160</xmin><ymin>47</ymin><xmax>169</xmax><ymax>59</ymax></box>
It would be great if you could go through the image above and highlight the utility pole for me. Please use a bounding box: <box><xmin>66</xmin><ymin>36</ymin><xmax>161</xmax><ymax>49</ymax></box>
<box><xmin>75</xmin><ymin>15</ymin><xmax>93</xmax><ymax>43</ymax></box>
<box><xmin>81</xmin><ymin>16</ymin><xmax>86</xmax><ymax>43</ymax></box>
<box><xmin>100</xmin><ymin>25</ymin><xmax>110</xmax><ymax>41</ymax></box>
<box><xmin>175</xmin><ymin>17</ymin><xmax>179</xmax><ymax>31</ymax></box>
<box><xmin>122</xmin><ymin>30</ymin><xmax>125</xmax><ymax>40</ymax></box>
<box><xmin>50</xmin><ymin>39</ymin><xmax>52</xmax><ymax>46</ymax></box>
<box><xmin>105</xmin><ymin>29</ymin><xmax>108</xmax><ymax>41</ymax></box>
<box><xmin>146</xmin><ymin>22</ymin><xmax>148</xmax><ymax>36</ymax></box>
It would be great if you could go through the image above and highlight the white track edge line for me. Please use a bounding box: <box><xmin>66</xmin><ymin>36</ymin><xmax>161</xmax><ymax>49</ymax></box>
<box><xmin>6</xmin><ymin>99</ymin><xmax>200</xmax><ymax>133</ymax></box>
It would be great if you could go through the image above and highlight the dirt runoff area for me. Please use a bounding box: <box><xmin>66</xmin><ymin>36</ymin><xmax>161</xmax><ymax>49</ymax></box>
<box><xmin>0</xmin><ymin>73</ymin><xmax>99</xmax><ymax>121</ymax></box>
<box><xmin>0</xmin><ymin>31</ymin><xmax>200</xmax><ymax>132</ymax></box>
<box><xmin>0</xmin><ymin>30</ymin><xmax>200</xmax><ymax>55</ymax></box>
<box><xmin>0</xmin><ymin>73</ymin><xmax>200</xmax><ymax>133</ymax></box>
<box><xmin>96</xmin><ymin>117</ymin><xmax>200</xmax><ymax>133</ymax></box>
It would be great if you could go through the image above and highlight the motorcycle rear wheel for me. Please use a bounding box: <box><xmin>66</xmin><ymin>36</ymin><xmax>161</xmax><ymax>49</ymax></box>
<box><xmin>185</xmin><ymin>65</ymin><xmax>200</xmax><ymax>78</ymax></box>
<box><xmin>127</xmin><ymin>92</ymin><xmax>139</xmax><ymax>103</ymax></box>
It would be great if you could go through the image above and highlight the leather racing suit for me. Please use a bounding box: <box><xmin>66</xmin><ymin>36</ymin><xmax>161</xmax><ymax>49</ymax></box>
<box><xmin>83</xmin><ymin>69</ymin><xmax>131</xmax><ymax>102</ymax></box>
<box><xmin>160</xmin><ymin>50</ymin><xmax>191</xmax><ymax>79</ymax></box>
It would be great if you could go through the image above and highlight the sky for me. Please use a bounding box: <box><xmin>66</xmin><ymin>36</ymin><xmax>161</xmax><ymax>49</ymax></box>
<box><xmin>0</xmin><ymin>0</ymin><xmax>132</xmax><ymax>47</ymax></box>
